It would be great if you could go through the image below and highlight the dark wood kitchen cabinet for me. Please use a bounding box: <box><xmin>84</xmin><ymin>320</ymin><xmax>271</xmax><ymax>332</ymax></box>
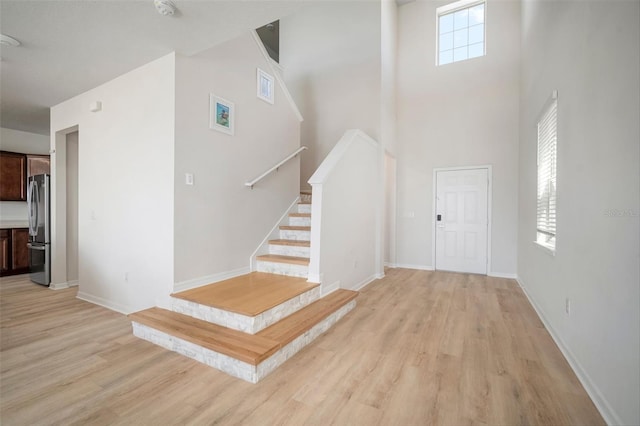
<box><xmin>26</xmin><ymin>154</ymin><xmax>51</xmax><ymax>177</ymax></box>
<box><xmin>11</xmin><ymin>228</ymin><xmax>29</xmax><ymax>271</ymax></box>
<box><xmin>0</xmin><ymin>230</ymin><xmax>9</xmax><ymax>273</ymax></box>
<box><xmin>0</xmin><ymin>151</ymin><xmax>27</xmax><ymax>201</ymax></box>
<box><xmin>0</xmin><ymin>228</ymin><xmax>30</xmax><ymax>276</ymax></box>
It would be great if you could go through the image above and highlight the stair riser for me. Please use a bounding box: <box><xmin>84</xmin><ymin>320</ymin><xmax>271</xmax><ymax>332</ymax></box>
<box><xmin>256</xmin><ymin>260</ymin><xmax>308</xmax><ymax>278</ymax></box>
<box><xmin>269</xmin><ymin>244</ymin><xmax>310</xmax><ymax>258</ymax></box>
<box><xmin>300</xmin><ymin>193</ymin><xmax>312</xmax><ymax>203</ymax></box>
<box><xmin>132</xmin><ymin>299</ymin><xmax>356</xmax><ymax>383</ymax></box>
<box><xmin>280</xmin><ymin>230</ymin><xmax>310</xmax><ymax>241</ymax></box>
<box><xmin>297</xmin><ymin>204</ymin><xmax>311</xmax><ymax>214</ymax></box>
<box><xmin>171</xmin><ymin>286</ymin><xmax>320</xmax><ymax>334</ymax></box>
<box><xmin>289</xmin><ymin>217</ymin><xmax>311</xmax><ymax>227</ymax></box>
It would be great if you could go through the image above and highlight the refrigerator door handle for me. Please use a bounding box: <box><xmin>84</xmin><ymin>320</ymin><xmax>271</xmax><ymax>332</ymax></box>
<box><xmin>27</xmin><ymin>243</ymin><xmax>46</xmax><ymax>251</ymax></box>
<box><xmin>34</xmin><ymin>181</ymin><xmax>40</xmax><ymax>234</ymax></box>
<box><xmin>27</xmin><ymin>180</ymin><xmax>38</xmax><ymax>237</ymax></box>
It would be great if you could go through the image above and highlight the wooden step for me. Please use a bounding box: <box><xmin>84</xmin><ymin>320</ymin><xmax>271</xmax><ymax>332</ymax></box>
<box><xmin>268</xmin><ymin>239</ymin><xmax>310</xmax><ymax>247</ymax></box>
<box><xmin>259</xmin><ymin>290</ymin><xmax>358</xmax><ymax>346</ymax></box>
<box><xmin>289</xmin><ymin>213</ymin><xmax>311</xmax><ymax>218</ymax></box>
<box><xmin>171</xmin><ymin>272</ymin><xmax>317</xmax><ymax>316</ymax></box>
<box><xmin>129</xmin><ymin>308</ymin><xmax>280</xmax><ymax>365</ymax></box>
<box><xmin>298</xmin><ymin>202</ymin><xmax>311</xmax><ymax>205</ymax></box>
<box><xmin>256</xmin><ymin>254</ymin><xmax>310</xmax><ymax>266</ymax></box>
<box><xmin>300</xmin><ymin>190</ymin><xmax>312</xmax><ymax>195</ymax></box>
<box><xmin>130</xmin><ymin>290</ymin><xmax>358</xmax><ymax>368</ymax></box>
<box><xmin>280</xmin><ymin>225</ymin><xmax>311</xmax><ymax>231</ymax></box>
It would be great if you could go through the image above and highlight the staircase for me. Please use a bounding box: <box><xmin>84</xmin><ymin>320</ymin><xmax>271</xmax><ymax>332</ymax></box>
<box><xmin>129</xmin><ymin>189</ymin><xmax>358</xmax><ymax>383</ymax></box>
<box><xmin>255</xmin><ymin>190</ymin><xmax>312</xmax><ymax>278</ymax></box>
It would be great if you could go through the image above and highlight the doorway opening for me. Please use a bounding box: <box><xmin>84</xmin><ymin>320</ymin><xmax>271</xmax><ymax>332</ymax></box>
<box><xmin>49</xmin><ymin>126</ymin><xmax>79</xmax><ymax>289</ymax></box>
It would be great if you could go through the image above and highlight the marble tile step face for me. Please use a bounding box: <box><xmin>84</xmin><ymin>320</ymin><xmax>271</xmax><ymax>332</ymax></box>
<box><xmin>300</xmin><ymin>193</ymin><xmax>312</xmax><ymax>203</ymax></box>
<box><xmin>256</xmin><ymin>260</ymin><xmax>309</xmax><ymax>278</ymax></box>
<box><xmin>269</xmin><ymin>244</ymin><xmax>310</xmax><ymax>258</ymax></box>
<box><xmin>132</xmin><ymin>322</ymin><xmax>256</xmax><ymax>383</ymax></box>
<box><xmin>131</xmin><ymin>299</ymin><xmax>356</xmax><ymax>383</ymax></box>
<box><xmin>255</xmin><ymin>300</ymin><xmax>356</xmax><ymax>381</ymax></box>
<box><xmin>280</xmin><ymin>229</ymin><xmax>311</xmax><ymax>241</ymax></box>
<box><xmin>170</xmin><ymin>286</ymin><xmax>321</xmax><ymax>334</ymax></box>
<box><xmin>297</xmin><ymin>204</ymin><xmax>311</xmax><ymax>214</ymax></box>
<box><xmin>289</xmin><ymin>216</ymin><xmax>311</xmax><ymax>227</ymax></box>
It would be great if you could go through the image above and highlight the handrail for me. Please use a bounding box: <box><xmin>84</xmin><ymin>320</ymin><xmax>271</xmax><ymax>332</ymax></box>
<box><xmin>245</xmin><ymin>146</ymin><xmax>308</xmax><ymax>189</ymax></box>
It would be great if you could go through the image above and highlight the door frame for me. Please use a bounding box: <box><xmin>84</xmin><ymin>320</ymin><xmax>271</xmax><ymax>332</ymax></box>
<box><xmin>431</xmin><ymin>165</ymin><xmax>493</xmax><ymax>274</ymax></box>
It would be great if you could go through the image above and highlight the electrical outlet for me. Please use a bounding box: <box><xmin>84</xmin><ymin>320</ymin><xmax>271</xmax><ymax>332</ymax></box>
<box><xmin>565</xmin><ymin>298</ymin><xmax>571</xmax><ymax>315</ymax></box>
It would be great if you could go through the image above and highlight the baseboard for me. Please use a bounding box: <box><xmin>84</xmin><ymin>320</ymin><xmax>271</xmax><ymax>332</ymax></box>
<box><xmin>173</xmin><ymin>266</ymin><xmax>251</xmax><ymax>293</ymax></box>
<box><xmin>394</xmin><ymin>263</ymin><xmax>435</xmax><ymax>271</ymax></box>
<box><xmin>487</xmin><ymin>272</ymin><xmax>517</xmax><ymax>279</ymax></box>
<box><xmin>516</xmin><ymin>277</ymin><xmax>620</xmax><ymax>426</ymax></box>
<box><xmin>384</xmin><ymin>262</ymin><xmax>397</xmax><ymax>268</ymax></box>
<box><xmin>76</xmin><ymin>291</ymin><xmax>130</xmax><ymax>315</ymax></box>
<box><xmin>321</xmin><ymin>280</ymin><xmax>340</xmax><ymax>297</ymax></box>
<box><xmin>354</xmin><ymin>274</ymin><xmax>379</xmax><ymax>291</ymax></box>
<box><xmin>49</xmin><ymin>280</ymin><xmax>79</xmax><ymax>290</ymax></box>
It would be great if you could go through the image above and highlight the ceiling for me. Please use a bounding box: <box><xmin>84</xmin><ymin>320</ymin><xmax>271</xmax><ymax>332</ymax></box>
<box><xmin>0</xmin><ymin>1</ymin><xmax>308</xmax><ymax>135</ymax></box>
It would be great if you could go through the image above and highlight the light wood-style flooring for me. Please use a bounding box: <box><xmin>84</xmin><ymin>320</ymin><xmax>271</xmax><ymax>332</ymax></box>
<box><xmin>1</xmin><ymin>269</ymin><xmax>604</xmax><ymax>425</ymax></box>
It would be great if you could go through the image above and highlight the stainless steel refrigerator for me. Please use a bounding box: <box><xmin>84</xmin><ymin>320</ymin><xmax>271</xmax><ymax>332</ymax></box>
<box><xmin>27</xmin><ymin>174</ymin><xmax>51</xmax><ymax>286</ymax></box>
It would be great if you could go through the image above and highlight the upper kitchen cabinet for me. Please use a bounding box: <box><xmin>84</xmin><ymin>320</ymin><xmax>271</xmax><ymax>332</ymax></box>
<box><xmin>0</xmin><ymin>151</ymin><xmax>27</xmax><ymax>201</ymax></box>
<box><xmin>26</xmin><ymin>154</ymin><xmax>51</xmax><ymax>177</ymax></box>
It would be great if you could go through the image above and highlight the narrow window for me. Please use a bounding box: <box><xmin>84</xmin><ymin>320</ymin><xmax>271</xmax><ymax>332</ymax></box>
<box><xmin>536</xmin><ymin>91</ymin><xmax>558</xmax><ymax>252</ymax></box>
<box><xmin>437</xmin><ymin>0</ymin><xmax>485</xmax><ymax>66</ymax></box>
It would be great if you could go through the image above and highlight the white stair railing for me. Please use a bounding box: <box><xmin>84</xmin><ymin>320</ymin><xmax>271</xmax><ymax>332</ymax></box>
<box><xmin>245</xmin><ymin>146</ymin><xmax>307</xmax><ymax>189</ymax></box>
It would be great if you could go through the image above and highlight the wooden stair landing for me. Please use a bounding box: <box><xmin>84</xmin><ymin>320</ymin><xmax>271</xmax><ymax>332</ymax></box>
<box><xmin>129</xmin><ymin>289</ymin><xmax>358</xmax><ymax>366</ymax></box>
<box><xmin>171</xmin><ymin>272</ymin><xmax>317</xmax><ymax>317</ymax></box>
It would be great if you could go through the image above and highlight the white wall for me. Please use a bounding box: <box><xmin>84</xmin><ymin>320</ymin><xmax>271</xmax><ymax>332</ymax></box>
<box><xmin>381</xmin><ymin>0</ymin><xmax>399</xmax><ymax>157</ymax></box>
<box><xmin>396</xmin><ymin>0</ymin><xmax>520</xmax><ymax>275</ymax></box>
<box><xmin>518</xmin><ymin>1</ymin><xmax>640</xmax><ymax>424</ymax></box>
<box><xmin>0</xmin><ymin>127</ymin><xmax>50</xmax><ymax>154</ymax></box>
<box><xmin>50</xmin><ymin>53</ymin><xmax>175</xmax><ymax>313</ymax></box>
<box><xmin>308</xmin><ymin>130</ymin><xmax>380</xmax><ymax>293</ymax></box>
<box><xmin>0</xmin><ymin>127</ymin><xmax>50</xmax><ymax>221</ymax></box>
<box><xmin>280</xmin><ymin>2</ymin><xmax>381</xmax><ymax>187</ymax></box>
<box><xmin>173</xmin><ymin>32</ymin><xmax>301</xmax><ymax>286</ymax></box>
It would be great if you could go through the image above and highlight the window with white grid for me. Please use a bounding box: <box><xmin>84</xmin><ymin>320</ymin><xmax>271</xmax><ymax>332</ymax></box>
<box><xmin>536</xmin><ymin>92</ymin><xmax>558</xmax><ymax>251</ymax></box>
<box><xmin>437</xmin><ymin>0</ymin><xmax>485</xmax><ymax>66</ymax></box>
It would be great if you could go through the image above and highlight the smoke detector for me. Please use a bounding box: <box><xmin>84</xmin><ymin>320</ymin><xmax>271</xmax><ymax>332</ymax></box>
<box><xmin>0</xmin><ymin>34</ymin><xmax>21</xmax><ymax>47</ymax></box>
<box><xmin>154</xmin><ymin>0</ymin><xmax>177</xmax><ymax>16</ymax></box>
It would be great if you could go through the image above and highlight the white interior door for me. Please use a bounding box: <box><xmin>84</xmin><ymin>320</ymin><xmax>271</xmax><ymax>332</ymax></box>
<box><xmin>435</xmin><ymin>168</ymin><xmax>488</xmax><ymax>274</ymax></box>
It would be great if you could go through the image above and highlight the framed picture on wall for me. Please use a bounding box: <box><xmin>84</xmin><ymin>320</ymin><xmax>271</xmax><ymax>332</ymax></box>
<box><xmin>257</xmin><ymin>68</ymin><xmax>274</xmax><ymax>104</ymax></box>
<box><xmin>209</xmin><ymin>94</ymin><xmax>235</xmax><ymax>135</ymax></box>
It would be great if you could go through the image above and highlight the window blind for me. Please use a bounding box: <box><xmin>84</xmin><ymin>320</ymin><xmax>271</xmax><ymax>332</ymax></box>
<box><xmin>537</xmin><ymin>97</ymin><xmax>557</xmax><ymax>247</ymax></box>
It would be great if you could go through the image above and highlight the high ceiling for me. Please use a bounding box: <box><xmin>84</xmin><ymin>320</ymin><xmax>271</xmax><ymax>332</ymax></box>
<box><xmin>0</xmin><ymin>1</ymin><xmax>308</xmax><ymax>135</ymax></box>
